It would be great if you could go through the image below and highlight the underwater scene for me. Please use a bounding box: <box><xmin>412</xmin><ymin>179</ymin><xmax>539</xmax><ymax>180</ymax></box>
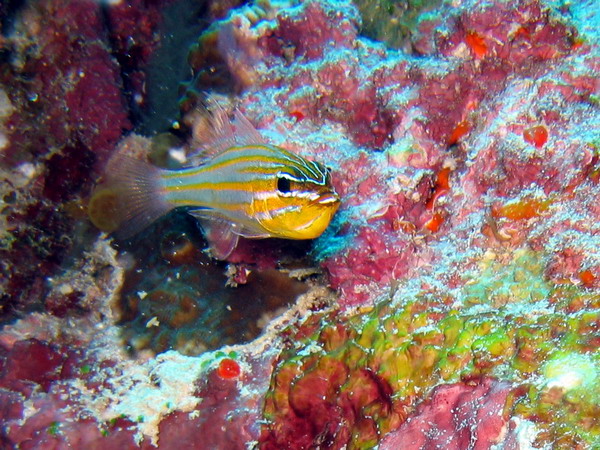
<box><xmin>0</xmin><ymin>0</ymin><xmax>599</xmax><ymax>448</ymax></box>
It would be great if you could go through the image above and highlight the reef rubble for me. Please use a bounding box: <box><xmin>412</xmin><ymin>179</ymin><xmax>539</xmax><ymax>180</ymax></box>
<box><xmin>0</xmin><ymin>0</ymin><xmax>599</xmax><ymax>448</ymax></box>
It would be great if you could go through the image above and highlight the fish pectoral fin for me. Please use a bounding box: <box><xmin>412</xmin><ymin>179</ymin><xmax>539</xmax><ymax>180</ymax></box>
<box><xmin>233</xmin><ymin>227</ymin><xmax>271</xmax><ymax>239</ymax></box>
<box><xmin>189</xmin><ymin>208</ymin><xmax>271</xmax><ymax>239</ymax></box>
<box><xmin>188</xmin><ymin>208</ymin><xmax>216</xmax><ymax>222</ymax></box>
<box><xmin>189</xmin><ymin>209</ymin><xmax>271</xmax><ymax>258</ymax></box>
<box><xmin>195</xmin><ymin>216</ymin><xmax>240</xmax><ymax>260</ymax></box>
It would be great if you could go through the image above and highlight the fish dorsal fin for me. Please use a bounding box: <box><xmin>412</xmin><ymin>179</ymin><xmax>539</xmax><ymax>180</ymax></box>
<box><xmin>232</xmin><ymin>109</ymin><xmax>265</xmax><ymax>145</ymax></box>
<box><xmin>189</xmin><ymin>104</ymin><xmax>266</xmax><ymax>165</ymax></box>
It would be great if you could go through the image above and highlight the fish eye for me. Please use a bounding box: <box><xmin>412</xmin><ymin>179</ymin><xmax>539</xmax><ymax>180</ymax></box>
<box><xmin>277</xmin><ymin>176</ymin><xmax>291</xmax><ymax>194</ymax></box>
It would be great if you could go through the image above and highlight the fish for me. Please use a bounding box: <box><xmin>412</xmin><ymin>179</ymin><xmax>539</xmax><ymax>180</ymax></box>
<box><xmin>95</xmin><ymin>106</ymin><xmax>340</xmax><ymax>259</ymax></box>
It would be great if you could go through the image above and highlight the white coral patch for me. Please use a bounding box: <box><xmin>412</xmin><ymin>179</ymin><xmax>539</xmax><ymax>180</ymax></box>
<box><xmin>99</xmin><ymin>351</ymin><xmax>210</xmax><ymax>446</ymax></box>
<box><xmin>543</xmin><ymin>353</ymin><xmax>596</xmax><ymax>392</ymax></box>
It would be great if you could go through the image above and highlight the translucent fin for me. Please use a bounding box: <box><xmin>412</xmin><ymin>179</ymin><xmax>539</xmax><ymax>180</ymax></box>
<box><xmin>232</xmin><ymin>109</ymin><xmax>266</xmax><ymax>144</ymax></box>
<box><xmin>189</xmin><ymin>208</ymin><xmax>270</xmax><ymax>239</ymax></box>
<box><xmin>101</xmin><ymin>154</ymin><xmax>173</xmax><ymax>239</ymax></box>
<box><xmin>191</xmin><ymin>213</ymin><xmax>240</xmax><ymax>260</ymax></box>
<box><xmin>188</xmin><ymin>208</ymin><xmax>227</xmax><ymax>223</ymax></box>
<box><xmin>189</xmin><ymin>102</ymin><xmax>266</xmax><ymax>165</ymax></box>
<box><xmin>233</xmin><ymin>226</ymin><xmax>270</xmax><ymax>239</ymax></box>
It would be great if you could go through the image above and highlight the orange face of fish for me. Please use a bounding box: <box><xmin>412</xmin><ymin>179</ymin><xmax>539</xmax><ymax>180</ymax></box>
<box><xmin>251</xmin><ymin>161</ymin><xmax>340</xmax><ymax>240</ymax></box>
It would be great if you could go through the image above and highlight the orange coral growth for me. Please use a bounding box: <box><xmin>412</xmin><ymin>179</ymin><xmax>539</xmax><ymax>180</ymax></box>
<box><xmin>218</xmin><ymin>358</ymin><xmax>241</xmax><ymax>379</ymax></box>
<box><xmin>492</xmin><ymin>197</ymin><xmax>550</xmax><ymax>221</ymax></box>
<box><xmin>435</xmin><ymin>167</ymin><xmax>451</xmax><ymax>192</ymax></box>
<box><xmin>513</xmin><ymin>26</ymin><xmax>532</xmax><ymax>41</ymax></box>
<box><xmin>523</xmin><ymin>125</ymin><xmax>549</xmax><ymax>148</ymax></box>
<box><xmin>465</xmin><ymin>31</ymin><xmax>488</xmax><ymax>59</ymax></box>
<box><xmin>448</xmin><ymin>120</ymin><xmax>471</xmax><ymax>145</ymax></box>
<box><xmin>393</xmin><ymin>219</ymin><xmax>417</xmax><ymax>234</ymax></box>
<box><xmin>424</xmin><ymin>213</ymin><xmax>445</xmax><ymax>232</ymax></box>
<box><xmin>578</xmin><ymin>270</ymin><xmax>596</xmax><ymax>287</ymax></box>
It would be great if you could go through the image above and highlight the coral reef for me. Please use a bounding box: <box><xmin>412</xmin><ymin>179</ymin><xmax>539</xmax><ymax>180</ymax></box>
<box><xmin>355</xmin><ymin>0</ymin><xmax>443</xmax><ymax>51</ymax></box>
<box><xmin>260</xmin><ymin>278</ymin><xmax>599</xmax><ymax>448</ymax></box>
<box><xmin>0</xmin><ymin>0</ymin><xmax>167</xmax><ymax>319</ymax></box>
<box><xmin>182</xmin><ymin>0</ymin><xmax>599</xmax><ymax>445</ymax></box>
<box><xmin>379</xmin><ymin>377</ymin><xmax>513</xmax><ymax>449</ymax></box>
<box><xmin>0</xmin><ymin>240</ymin><xmax>326</xmax><ymax>448</ymax></box>
<box><xmin>0</xmin><ymin>0</ymin><xmax>598</xmax><ymax>448</ymax></box>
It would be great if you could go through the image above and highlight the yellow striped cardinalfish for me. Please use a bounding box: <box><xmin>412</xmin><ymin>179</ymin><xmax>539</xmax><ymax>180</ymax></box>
<box><xmin>97</xmin><ymin>107</ymin><xmax>340</xmax><ymax>259</ymax></box>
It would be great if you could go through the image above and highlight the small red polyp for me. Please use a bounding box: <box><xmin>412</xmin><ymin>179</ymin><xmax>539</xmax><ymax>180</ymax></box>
<box><xmin>447</xmin><ymin>120</ymin><xmax>471</xmax><ymax>146</ymax></box>
<box><xmin>424</xmin><ymin>213</ymin><xmax>445</xmax><ymax>232</ymax></box>
<box><xmin>290</xmin><ymin>110</ymin><xmax>306</xmax><ymax>122</ymax></box>
<box><xmin>217</xmin><ymin>358</ymin><xmax>241</xmax><ymax>379</ymax></box>
<box><xmin>523</xmin><ymin>125</ymin><xmax>549</xmax><ymax>148</ymax></box>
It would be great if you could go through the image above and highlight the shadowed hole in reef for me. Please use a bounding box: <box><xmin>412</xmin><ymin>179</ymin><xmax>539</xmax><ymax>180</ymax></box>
<box><xmin>113</xmin><ymin>210</ymin><xmax>312</xmax><ymax>356</ymax></box>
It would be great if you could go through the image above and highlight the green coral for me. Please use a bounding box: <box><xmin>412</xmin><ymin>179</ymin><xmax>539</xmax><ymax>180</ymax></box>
<box><xmin>47</xmin><ymin>421</ymin><xmax>60</xmax><ymax>436</ymax></box>
<box><xmin>515</xmin><ymin>323</ymin><xmax>600</xmax><ymax>446</ymax></box>
<box><xmin>200</xmin><ymin>350</ymin><xmax>239</xmax><ymax>370</ymax></box>
<box><xmin>354</xmin><ymin>0</ymin><xmax>441</xmax><ymax>49</ymax></box>
<box><xmin>262</xmin><ymin>250</ymin><xmax>600</xmax><ymax>448</ymax></box>
<box><xmin>463</xmin><ymin>249</ymin><xmax>552</xmax><ymax>307</ymax></box>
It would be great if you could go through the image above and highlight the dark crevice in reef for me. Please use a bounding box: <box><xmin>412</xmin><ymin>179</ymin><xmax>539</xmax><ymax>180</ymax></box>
<box><xmin>113</xmin><ymin>210</ymin><xmax>316</xmax><ymax>356</ymax></box>
<box><xmin>0</xmin><ymin>0</ymin><xmax>28</xmax><ymax>36</ymax></box>
<box><xmin>99</xmin><ymin>0</ymin><xmax>209</xmax><ymax>133</ymax></box>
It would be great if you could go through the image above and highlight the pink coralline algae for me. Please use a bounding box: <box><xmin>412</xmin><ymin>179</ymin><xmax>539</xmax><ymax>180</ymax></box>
<box><xmin>0</xmin><ymin>0</ymin><xmax>599</xmax><ymax>448</ymax></box>
<box><xmin>379</xmin><ymin>378</ymin><xmax>513</xmax><ymax>449</ymax></box>
<box><xmin>0</xmin><ymin>0</ymin><xmax>127</xmax><ymax>319</ymax></box>
<box><xmin>185</xmin><ymin>0</ymin><xmax>597</xmax><ymax>308</ymax></box>
<box><xmin>2</xmin><ymin>0</ymin><xmax>131</xmax><ymax>167</ymax></box>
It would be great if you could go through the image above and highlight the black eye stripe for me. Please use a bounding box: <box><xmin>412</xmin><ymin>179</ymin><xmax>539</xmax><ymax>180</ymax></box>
<box><xmin>275</xmin><ymin>164</ymin><xmax>330</xmax><ymax>193</ymax></box>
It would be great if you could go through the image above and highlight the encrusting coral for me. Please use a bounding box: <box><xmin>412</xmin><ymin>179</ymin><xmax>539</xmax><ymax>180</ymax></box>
<box><xmin>260</xmin><ymin>268</ymin><xmax>600</xmax><ymax>448</ymax></box>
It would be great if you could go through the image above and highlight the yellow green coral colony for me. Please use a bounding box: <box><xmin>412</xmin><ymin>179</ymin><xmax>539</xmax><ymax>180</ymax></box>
<box><xmin>263</xmin><ymin>249</ymin><xmax>600</xmax><ymax>448</ymax></box>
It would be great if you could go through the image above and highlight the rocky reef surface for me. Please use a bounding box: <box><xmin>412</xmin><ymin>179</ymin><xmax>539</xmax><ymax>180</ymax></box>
<box><xmin>0</xmin><ymin>0</ymin><xmax>598</xmax><ymax>448</ymax></box>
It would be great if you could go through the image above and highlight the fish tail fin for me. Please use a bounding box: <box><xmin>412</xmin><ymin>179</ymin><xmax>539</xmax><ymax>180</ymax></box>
<box><xmin>90</xmin><ymin>154</ymin><xmax>174</xmax><ymax>239</ymax></box>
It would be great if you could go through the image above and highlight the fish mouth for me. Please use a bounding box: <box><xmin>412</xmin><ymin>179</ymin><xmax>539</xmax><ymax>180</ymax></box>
<box><xmin>315</xmin><ymin>192</ymin><xmax>340</xmax><ymax>205</ymax></box>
